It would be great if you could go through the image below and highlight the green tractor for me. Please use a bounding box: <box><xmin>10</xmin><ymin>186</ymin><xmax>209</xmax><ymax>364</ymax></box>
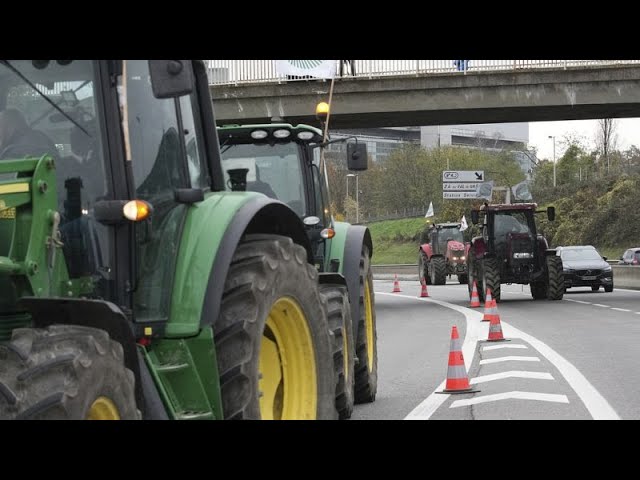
<box><xmin>0</xmin><ymin>60</ymin><xmax>340</xmax><ymax>420</ymax></box>
<box><xmin>216</xmin><ymin>114</ymin><xmax>378</xmax><ymax>419</ymax></box>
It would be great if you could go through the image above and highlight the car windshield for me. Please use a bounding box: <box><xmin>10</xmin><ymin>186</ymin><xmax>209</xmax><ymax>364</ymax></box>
<box><xmin>560</xmin><ymin>249</ymin><xmax>603</xmax><ymax>261</ymax></box>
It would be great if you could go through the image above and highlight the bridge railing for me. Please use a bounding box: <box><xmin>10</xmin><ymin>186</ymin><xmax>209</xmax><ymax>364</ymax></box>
<box><xmin>206</xmin><ymin>60</ymin><xmax>640</xmax><ymax>86</ymax></box>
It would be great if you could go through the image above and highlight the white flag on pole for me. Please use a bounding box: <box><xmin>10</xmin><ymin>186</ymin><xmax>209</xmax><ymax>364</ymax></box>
<box><xmin>460</xmin><ymin>215</ymin><xmax>468</xmax><ymax>232</ymax></box>
<box><xmin>275</xmin><ymin>60</ymin><xmax>337</xmax><ymax>79</ymax></box>
<box><xmin>425</xmin><ymin>201</ymin><xmax>434</xmax><ymax>218</ymax></box>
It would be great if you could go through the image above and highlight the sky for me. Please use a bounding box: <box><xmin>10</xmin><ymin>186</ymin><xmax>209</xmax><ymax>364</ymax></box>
<box><xmin>529</xmin><ymin>118</ymin><xmax>640</xmax><ymax>161</ymax></box>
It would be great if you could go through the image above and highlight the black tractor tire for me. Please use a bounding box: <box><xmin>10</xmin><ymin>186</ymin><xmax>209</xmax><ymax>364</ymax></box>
<box><xmin>530</xmin><ymin>282</ymin><xmax>547</xmax><ymax>300</ymax></box>
<box><xmin>481</xmin><ymin>257</ymin><xmax>501</xmax><ymax>303</ymax></box>
<box><xmin>319</xmin><ymin>284</ymin><xmax>355</xmax><ymax>420</ymax></box>
<box><xmin>591</xmin><ymin>285</ymin><xmax>600</xmax><ymax>292</ymax></box>
<box><xmin>0</xmin><ymin>325</ymin><xmax>139</xmax><ymax>420</ymax></box>
<box><xmin>605</xmin><ymin>283</ymin><xmax>614</xmax><ymax>293</ymax></box>
<box><xmin>430</xmin><ymin>256</ymin><xmax>447</xmax><ymax>285</ymax></box>
<box><xmin>458</xmin><ymin>273</ymin><xmax>468</xmax><ymax>284</ymax></box>
<box><xmin>546</xmin><ymin>255</ymin><xmax>564</xmax><ymax>300</ymax></box>
<box><xmin>213</xmin><ymin>234</ymin><xmax>336</xmax><ymax>420</ymax></box>
<box><xmin>354</xmin><ymin>245</ymin><xmax>378</xmax><ymax>404</ymax></box>
<box><xmin>467</xmin><ymin>249</ymin><xmax>485</xmax><ymax>303</ymax></box>
<box><xmin>418</xmin><ymin>253</ymin><xmax>429</xmax><ymax>285</ymax></box>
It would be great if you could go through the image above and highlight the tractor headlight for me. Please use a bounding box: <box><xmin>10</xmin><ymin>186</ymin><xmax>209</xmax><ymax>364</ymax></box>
<box><xmin>251</xmin><ymin>129</ymin><xmax>268</xmax><ymax>140</ymax></box>
<box><xmin>273</xmin><ymin>129</ymin><xmax>291</xmax><ymax>139</ymax></box>
<box><xmin>513</xmin><ymin>252</ymin><xmax>533</xmax><ymax>259</ymax></box>
<box><xmin>460</xmin><ymin>256</ymin><xmax>465</xmax><ymax>261</ymax></box>
<box><xmin>452</xmin><ymin>256</ymin><xmax>459</xmax><ymax>261</ymax></box>
<box><xmin>297</xmin><ymin>131</ymin><xmax>314</xmax><ymax>140</ymax></box>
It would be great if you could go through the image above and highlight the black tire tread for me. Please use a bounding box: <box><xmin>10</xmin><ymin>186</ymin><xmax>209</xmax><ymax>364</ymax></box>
<box><xmin>482</xmin><ymin>257</ymin><xmax>501</xmax><ymax>303</ymax></box>
<box><xmin>547</xmin><ymin>255</ymin><xmax>564</xmax><ymax>300</ymax></box>
<box><xmin>431</xmin><ymin>256</ymin><xmax>447</xmax><ymax>285</ymax></box>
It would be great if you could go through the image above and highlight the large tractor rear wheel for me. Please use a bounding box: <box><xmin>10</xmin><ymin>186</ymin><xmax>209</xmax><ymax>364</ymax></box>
<box><xmin>546</xmin><ymin>255</ymin><xmax>564</xmax><ymax>300</ymax></box>
<box><xmin>430</xmin><ymin>256</ymin><xmax>447</xmax><ymax>285</ymax></box>
<box><xmin>0</xmin><ymin>325</ymin><xmax>138</xmax><ymax>420</ymax></box>
<box><xmin>354</xmin><ymin>245</ymin><xmax>378</xmax><ymax>404</ymax></box>
<box><xmin>481</xmin><ymin>257</ymin><xmax>501</xmax><ymax>303</ymax></box>
<box><xmin>214</xmin><ymin>234</ymin><xmax>336</xmax><ymax>420</ymax></box>
<box><xmin>319</xmin><ymin>284</ymin><xmax>355</xmax><ymax>420</ymax></box>
<box><xmin>467</xmin><ymin>249</ymin><xmax>485</xmax><ymax>302</ymax></box>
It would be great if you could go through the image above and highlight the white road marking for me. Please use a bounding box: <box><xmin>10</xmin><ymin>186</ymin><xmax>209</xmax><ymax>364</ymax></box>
<box><xmin>470</xmin><ymin>371</ymin><xmax>554</xmax><ymax>384</ymax></box>
<box><xmin>482</xmin><ymin>344</ymin><xmax>528</xmax><ymax>351</ymax></box>
<box><xmin>593</xmin><ymin>304</ymin><xmax>610</xmax><ymax>308</ymax></box>
<box><xmin>450</xmin><ymin>391</ymin><xmax>569</xmax><ymax>408</ymax></box>
<box><xmin>479</xmin><ymin>356</ymin><xmax>541</xmax><ymax>365</ymax></box>
<box><xmin>611</xmin><ymin>308</ymin><xmax>631</xmax><ymax>312</ymax></box>
<box><xmin>376</xmin><ymin>291</ymin><xmax>620</xmax><ymax>420</ymax></box>
<box><xmin>565</xmin><ymin>299</ymin><xmax>592</xmax><ymax>304</ymax></box>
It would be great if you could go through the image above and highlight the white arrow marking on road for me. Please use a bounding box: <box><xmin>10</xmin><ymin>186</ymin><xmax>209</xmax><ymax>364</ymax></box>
<box><xmin>450</xmin><ymin>391</ymin><xmax>569</xmax><ymax>408</ymax></box>
<box><xmin>482</xmin><ymin>344</ymin><xmax>528</xmax><ymax>351</ymax></box>
<box><xmin>376</xmin><ymin>289</ymin><xmax>620</xmax><ymax>420</ymax></box>
<box><xmin>479</xmin><ymin>356</ymin><xmax>540</xmax><ymax>365</ymax></box>
<box><xmin>470</xmin><ymin>371</ymin><xmax>554</xmax><ymax>384</ymax></box>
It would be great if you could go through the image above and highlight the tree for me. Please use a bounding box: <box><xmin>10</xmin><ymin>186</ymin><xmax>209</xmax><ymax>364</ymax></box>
<box><xmin>595</xmin><ymin>118</ymin><xmax>618</xmax><ymax>174</ymax></box>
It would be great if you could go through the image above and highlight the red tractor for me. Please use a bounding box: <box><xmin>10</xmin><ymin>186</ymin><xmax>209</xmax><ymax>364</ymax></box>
<box><xmin>466</xmin><ymin>203</ymin><xmax>562</xmax><ymax>303</ymax></box>
<box><xmin>419</xmin><ymin>223</ymin><xmax>469</xmax><ymax>285</ymax></box>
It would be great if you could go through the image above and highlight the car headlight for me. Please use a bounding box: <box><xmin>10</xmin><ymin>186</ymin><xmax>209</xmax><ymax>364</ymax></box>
<box><xmin>604</xmin><ymin>265</ymin><xmax>612</xmax><ymax>272</ymax></box>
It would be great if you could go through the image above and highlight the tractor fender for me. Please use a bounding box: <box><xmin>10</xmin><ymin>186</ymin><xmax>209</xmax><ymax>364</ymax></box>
<box><xmin>340</xmin><ymin>225</ymin><xmax>373</xmax><ymax>342</ymax></box>
<box><xmin>420</xmin><ymin>243</ymin><xmax>433</xmax><ymax>258</ymax></box>
<box><xmin>200</xmin><ymin>196</ymin><xmax>312</xmax><ymax>329</ymax></box>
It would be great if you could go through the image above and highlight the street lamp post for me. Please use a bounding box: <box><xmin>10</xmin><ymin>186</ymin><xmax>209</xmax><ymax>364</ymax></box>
<box><xmin>548</xmin><ymin>135</ymin><xmax>556</xmax><ymax>187</ymax></box>
<box><xmin>347</xmin><ymin>173</ymin><xmax>359</xmax><ymax>223</ymax></box>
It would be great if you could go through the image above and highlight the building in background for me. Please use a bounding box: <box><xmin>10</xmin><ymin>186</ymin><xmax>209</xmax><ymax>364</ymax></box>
<box><xmin>327</xmin><ymin>127</ymin><xmax>420</xmax><ymax>163</ymax></box>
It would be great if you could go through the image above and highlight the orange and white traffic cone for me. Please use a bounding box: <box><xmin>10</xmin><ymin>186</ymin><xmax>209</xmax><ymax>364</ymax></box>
<box><xmin>419</xmin><ymin>278</ymin><xmax>429</xmax><ymax>297</ymax></box>
<box><xmin>486</xmin><ymin>306</ymin><xmax>508</xmax><ymax>342</ymax></box>
<box><xmin>392</xmin><ymin>274</ymin><xmax>401</xmax><ymax>293</ymax></box>
<box><xmin>469</xmin><ymin>280</ymin><xmax>480</xmax><ymax>307</ymax></box>
<box><xmin>482</xmin><ymin>289</ymin><xmax>498</xmax><ymax>322</ymax></box>
<box><xmin>438</xmin><ymin>326</ymin><xmax>479</xmax><ymax>394</ymax></box>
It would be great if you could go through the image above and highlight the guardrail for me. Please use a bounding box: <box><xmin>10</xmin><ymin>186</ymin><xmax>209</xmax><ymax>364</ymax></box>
<box><xmin>206</xmin><ymin>60</ymin><xmax>640</xmax><ymax>86</ymax></box>
<box><xmin>372</xmin><ymin>263</ymin><xmax>640</xmax><ymax>290</ymax></box>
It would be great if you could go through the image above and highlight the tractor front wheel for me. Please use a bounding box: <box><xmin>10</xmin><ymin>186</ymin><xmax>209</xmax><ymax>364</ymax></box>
<box><xmin>0</xmin><ymin>325</ymin><xmax>138</xmax><ymax>420</ymax></box>
<box><xmin>319</xmin><ymin>284</ymin><xmax>355</xmax><ymax>420</ymax></box>
<box><xmin>546</xmin><ymin>255</ymin><xmax>564</xmax><ymax>300</ymax></box>
<box><xmin>213</xmin><ymin>234</ymin><xmax>336</xmax><ymax>420</ymax></box>
<box><xmin>354</xmin><ymin>245</ymin><xmax>378</xmax><ymax>404</ymax></box>
<box><xmin>481</xmin><ymin>258</ymin><xmax>501</xmax><ymax>303</ymax></box>
<box><xmin>430</xmin><ymin>257</ymin><xmax>447</xmax><ymax>285</ymax></box>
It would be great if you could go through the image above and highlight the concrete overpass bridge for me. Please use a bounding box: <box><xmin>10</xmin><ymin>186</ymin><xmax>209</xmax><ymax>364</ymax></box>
<box><xmin>207</xmin><ymin>60</ymin><xmax>640</xmax><ymax>129</ymax></box>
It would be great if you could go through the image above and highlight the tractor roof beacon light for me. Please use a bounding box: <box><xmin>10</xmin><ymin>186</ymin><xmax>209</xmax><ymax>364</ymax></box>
<box><xmin>316</xmin><ymin>101</ymin><xmax>329</xmax><ymax>121</ymax></box>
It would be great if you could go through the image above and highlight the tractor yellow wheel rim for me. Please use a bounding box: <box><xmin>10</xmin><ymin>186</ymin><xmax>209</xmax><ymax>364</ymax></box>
<box><xmin>364</xmin><ymin>279</ymin><xmax>375</xmax><ymax>372</ymax></box>
<box><xmin>86</xmin><ymin>396</ymin><xmax>121</xmax><ymax>420</ymax></box>
<box><xmin>259</xmin><ymin>297</ymin><xmax>317</xmax><ymax>420</ymax></box>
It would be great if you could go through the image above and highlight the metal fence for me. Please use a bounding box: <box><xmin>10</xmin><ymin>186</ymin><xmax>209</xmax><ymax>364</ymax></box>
<box><xmin>206</xmin><ymin>60</ymin><xmax>640</xmax><ymax>86</ymax></box>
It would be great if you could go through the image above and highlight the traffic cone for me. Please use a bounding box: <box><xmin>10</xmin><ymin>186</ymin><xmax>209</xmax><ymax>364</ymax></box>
<box><xmin>438</xmin><ymin>326</ymin><xmax>479</xmax><ymax>394</ymax></box>
<box><xmin>469</xmin><ymin>280</ymin><xmax>480</xmax><ymax>307</ymax></box>
<box><xmin>481</xmin><ymin>289</ymin><xmax>498</xmax><ymax>322</ymax></box>
<box><xmin>419</xmin><ymin>278</ymin><xmax>429</xmax><ymax>297</ymax></box>
<box><xmin>392</xmin><ymin>274</ymin><xmax>401</xmax><ymax>293</ymax></box>
<box><xmin>486</xmin><ymin>307</ymin><xmax>508</xmax><ymax>342</ymax></box>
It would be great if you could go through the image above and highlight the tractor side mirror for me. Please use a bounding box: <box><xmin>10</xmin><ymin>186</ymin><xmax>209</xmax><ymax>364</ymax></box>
<box><xmin>471</xmin><ymin>210</ymin><xmax>479</xmax><ymax>224</ymax></box>
<box><xmin>547</xmin><ymin>206</ymin><xmax>556</xmax><ymax>222</ymax></box>
<box><xmin>149</xmin><ymin>60</ymin><xmax>194</xmax><ymax>98</ymax></box>
<box><xmin>347</xmin><ymin>142</ymin><xmax>368</xmax><ymax>171</ymax></box>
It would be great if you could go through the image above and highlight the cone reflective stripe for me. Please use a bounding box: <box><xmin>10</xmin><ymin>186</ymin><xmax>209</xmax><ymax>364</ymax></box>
<box><xmin>439</xmin><ymin>326</ymin><xmax>479</xmax><ymax>394</ymax></box>
<box><xmin>482</xmin><ymin>289</ymin><xmax>498</xmax><ymax>322</ymax></box>
<box><xmin>419</xmin><ymin>278</ymin><xmax>429</xmax><ymax>297</ymax></box>
<box><xmin>392</xmin><ymin>274</ymin><xmax>401</xmax><ymax>293</ymax></box>
<box><xmin>469</xmin><ymin>280</ymin><xmax>480</xmax><ymax>307</ymax></box>
<box><xmin>487</xmin><ymin>312</ymin><xmax>507</xmax><ymax>342</ymax></box>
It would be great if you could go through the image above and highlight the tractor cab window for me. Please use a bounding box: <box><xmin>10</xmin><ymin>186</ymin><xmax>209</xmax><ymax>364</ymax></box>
<box><xmin>491</xmin><ymin>211</ymin><xmax>534</xmax><ymax>251</ymax></box>
<box><xmin>436</xmin><ymin>228</ymin><xmax>463</xmax><ymax>251</ymax></box>
<box><xmin>221</xmin><ymin>142</ymin><xmax>307</xmax><ymax>216</ymax></box>
<box><xmin>0</xmin><ymin>60</ymin><xmax>112</xmax><ymax>299</ymax></box>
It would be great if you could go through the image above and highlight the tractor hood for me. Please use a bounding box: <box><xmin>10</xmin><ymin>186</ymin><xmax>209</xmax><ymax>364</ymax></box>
<box><xmin>447</xmin><ymin>241</ymin><xmax>465</xmax><ymax>251</ymax></box>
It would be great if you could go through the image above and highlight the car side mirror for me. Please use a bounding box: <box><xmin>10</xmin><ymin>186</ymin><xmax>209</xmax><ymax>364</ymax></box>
<box><xmin>149</xmin><ymin>60</ymin><xmax>194</xmax><ymax>98</ymax></box>
<box><xmin>547</xmin><ymin>206</ymin><xmax>556</xmax><ymax>222</ymax></box>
